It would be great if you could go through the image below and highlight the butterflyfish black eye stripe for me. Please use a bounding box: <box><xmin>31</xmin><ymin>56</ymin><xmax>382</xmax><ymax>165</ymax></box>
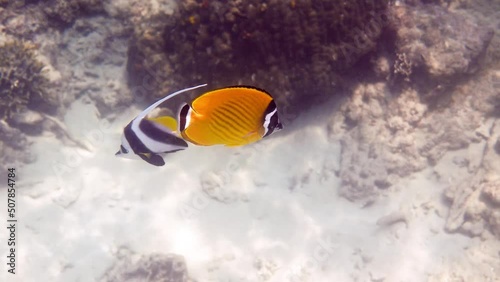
<box><xmin>262</xmin><ymin>101</ymin><xmax>279</xmax><ymax>138</ymax></box>
<box><xmin>178</xmin><ymin>104</ymin><xmax>191</xmax><ymax>132</ymax></box>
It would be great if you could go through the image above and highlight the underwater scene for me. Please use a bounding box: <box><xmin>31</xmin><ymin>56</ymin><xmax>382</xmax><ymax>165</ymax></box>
<box><xmin>1</xmin><ymin>0</ymin><xmax>499</xmax><ymax>281</ymax></box>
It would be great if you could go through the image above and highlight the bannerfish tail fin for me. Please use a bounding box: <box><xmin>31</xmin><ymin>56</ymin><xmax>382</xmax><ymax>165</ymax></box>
<box><xmin>136</xmin><ymin>84</ymin><xmax>207</xmax><ymax>121</ymax></box>
<box><xmin>138</xmin><ymin>153</ymin><xmax>166</xmax><ymax>166</ymax></box>
<box><xmin>148</xmin><ymin>116</ymin><xmax>178</xmax><ymax>133</ymax></box>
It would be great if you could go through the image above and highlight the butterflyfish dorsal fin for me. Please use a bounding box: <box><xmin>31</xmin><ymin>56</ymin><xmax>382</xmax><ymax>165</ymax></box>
<box><xmin>190</xmin><ymin>87</ymin><xmax>271</xmax><ymax>115</ymax></box>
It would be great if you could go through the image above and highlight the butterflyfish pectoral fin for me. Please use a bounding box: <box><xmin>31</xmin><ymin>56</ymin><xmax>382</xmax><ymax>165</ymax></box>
<box><xmin>138</xmin><ymin>153</ymin><xmax>165</xmax><ymax>166</ymax></box>
<box><xmin>148</xmin><ymin>116</ymin><xmax>178</xmax><ymax>133</ymax></box>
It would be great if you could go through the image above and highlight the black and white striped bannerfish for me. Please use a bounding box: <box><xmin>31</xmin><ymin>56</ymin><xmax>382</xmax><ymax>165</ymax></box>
<box><xmin>115</xmin><ymin>84</ymin><xmax>207</xmax><ymax>166</ymax></box>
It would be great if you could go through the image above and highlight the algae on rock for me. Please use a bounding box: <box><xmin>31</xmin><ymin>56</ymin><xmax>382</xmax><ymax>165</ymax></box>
<box><xmin>0</xmin><ymin>40</ymin><xmax>53</xmax><ymax>120</ymax></box>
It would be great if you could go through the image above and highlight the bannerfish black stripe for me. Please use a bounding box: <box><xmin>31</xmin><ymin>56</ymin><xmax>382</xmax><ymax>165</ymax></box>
<box><xmin>139</xmin><ymin>119</ymin><xmax>188</xmax><ymax>148</ymax></box>
<box><xmin>123</xmin><ymin>121</ymin><xmax>154</xmax><ymax>155</ymax></box>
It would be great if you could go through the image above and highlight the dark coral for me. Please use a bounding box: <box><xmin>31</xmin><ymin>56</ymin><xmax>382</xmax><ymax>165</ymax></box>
<box><xmin>102</xmin><ymin>253</ymin><xmax>192</xmax><ymax>282</ymax></box>
<box><xmin>42</xmin><ymin>0</ymin><xmax>104</xmax><ymax>27</ymax></box>
<box><xmin>127</xmin><ymin>0</ymin><xmax>389</xmax><ymax>112</ymax></box>
<box><xmin>0</xmin><ymin>40</ymin><xmax>53</xmax><ymax>120</ymax></box>
<box><xmin>0</xmin><ymin>4</ymin><xmax>49</xmax><ymax>39</ymax></box>
<box><xmin>0</xmin><ymin>0</ymin><xmax>103</xmax><ymax>32</ymax></box>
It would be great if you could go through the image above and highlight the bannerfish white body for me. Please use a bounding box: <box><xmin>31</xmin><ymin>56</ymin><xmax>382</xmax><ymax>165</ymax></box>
<box><xmin>115</xmin><ymin>84</ymin><xmax>207</xmax><ymax>166</ymax></box>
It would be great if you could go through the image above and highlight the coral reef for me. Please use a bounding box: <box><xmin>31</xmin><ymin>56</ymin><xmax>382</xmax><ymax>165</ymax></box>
<box><xmin>42</xmin><ymin>0</ymin><xmax>104</xmax><ymax>27</ymax></box>
<box><xmin>37</xmin><ymin>15</ymin><xmax>134</xmax><ymax>115</ymax></box>
<box><xmin>0</xmin><ymin>40</ymin><xmax>54</xmax><ymax>120</ymax></box>
<box><xmin>0</xmin><ymin>4</ymin><xmax>49</xmax><ymax>39</ymax></box>
<box><xmin>387</xmin><ymin>3</ymin><xmax>494</xmax><ymax>96</ymax></box>
<box><xmin>0</xmin><ymin>0</ymin><xmax>104</xmax><ymax>33</ymax></box>
<box><xmin>101</xmin><ymin>252</ymin><xmax>193</xmax><ymax>282</ymax></box>
<box><xmin>442</xmin><ymin>101</ymin><xmax>500</xmax><ymax>239</ymax></box>
<box><xmin>329</xmin><ymin>83</ymin><xmax>428</xmax><ymax>202</ymax></box>
<box><xmin>127</xmin><ymin>0</ymin><xmax>389</xmax><ymax>112</ymax></box>
<box><xmin>329</xmin><ymin>65</ymin><xmax>500</xmax><ymax>238</ymax></box>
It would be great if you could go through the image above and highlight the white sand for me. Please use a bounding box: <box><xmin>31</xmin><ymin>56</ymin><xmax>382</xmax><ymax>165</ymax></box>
<box><xmin>1</xmin><ymin>94</ymin><xmax>493</xmax><ymax>282</ymax></box>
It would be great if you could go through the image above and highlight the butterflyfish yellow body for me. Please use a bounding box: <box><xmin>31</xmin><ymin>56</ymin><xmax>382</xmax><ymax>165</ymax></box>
<box><xmin>178</xmin><ymin>86</ymin><xmax>283</xmax><ymax>146</ymax></box>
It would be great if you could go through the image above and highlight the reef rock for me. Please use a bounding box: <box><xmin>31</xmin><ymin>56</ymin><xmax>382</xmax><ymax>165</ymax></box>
<box><xmin>42</xmin><ymin>0</ymin><xmax>105</xmax><ymax>27</ymax></box>
<box><xmin>330</xmin><ymin>62</ymin><xmax>498</xmax><ymax>205</ymax></box>
<box><xmin>329</xmin><ymin>83</ymin><xmax>429</xmax><ymax>202</ymax></box>
<box><xmin>0</xmin><ymin>40</ymin><xmax>56</xmax><ymax>120</ymax></box>
<box><xmin>441</xmin><ymin>106</ymin><xmax>500</xmax><ymax>238</ymax></box>
<box><xmin>101</xmin><ymin>253</ymin><xmax>193</xmax><ymax>282</ymax></box>
<box><xmin>388</xmin><ymin>3</ymin><xmax>494</xmax><ymax>92</ymax></box>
